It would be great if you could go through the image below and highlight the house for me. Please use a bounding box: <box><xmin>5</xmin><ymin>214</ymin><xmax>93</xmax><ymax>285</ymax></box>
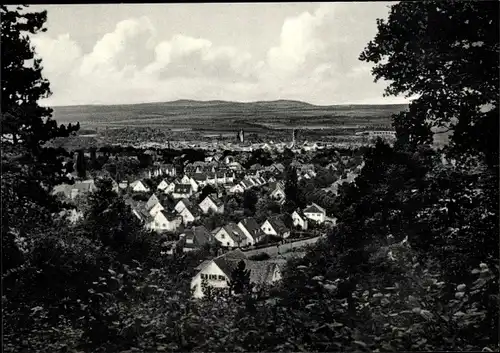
<box><xmin>237</xmin><ymin>218</ymin><xmax>264</xmax><ymax>245</ymax></box>
<box><xmin>147</xmin><ymin>200</ymin><xmax>165</xmax><ymax>217</ymax></box>
<box><xmin>261</xmin><ymin>216</ymin><xmax>291</xmax><ymax>238</ymax></box>
<box><xmin>174</xmin><ymin>198</ymin><xmax>192</xmax><ymax>213</ymax></box>
<box><xmin>179</xmin><ymin>206</ymin><xmax>201</xmax><ymax>226</ymax></box>
<box><xmin>52</xmin><ymin>179</ymin><xmax>97</xmax><ymax>200</ymax></box>
<box><xmin>163</xmin><ymin>164</ymin><xmax>177</xmax><ymax>177</ymax></box>
<box><xmin>190</xmin><ymin>250</ymin><xmax>282</xmax><ymax>298</ymax></box>
<box><xmin>303</xmin><ymin>203</ymin><xmax>326</xmax><ymax>224</ymax></box>
<box><xmin>130</xmin><ymin>180</ymin><xmax>150</xmax><ymax>193</ymax></box>
<box><xmin>157</xmin><ymin>178</ymin><xmax>170</xmax><ymax>191</ymax></box>
<box><xmin>229</xmin><ymin>183</ymin><xmax>245</xmax><ymax>194</ymax></box>
<box><xmin>228</xmin><ymin>161</ymin><xmax>244</xmax><ymax>171</ymax></box>
<box><xmin>270</xmin><ymin>183</ymin><xmax>286</xmax><ymax>202</ymax></box>
<box><xmin>292</xmin><ymin>210</ymin><xmax>308</xmax><ymax>230</ymax></box>
<box><xmin>150</xmin><ymin>210</ymin><xmax>183</xmax><ymax>232</ymax></box>
<box><xmin>180</xmin><ymin>175</ymin><xmax>191</xmax><ymax>184</ymax></box>
<box><xmin>172</xmin><ymin>184</ymin><xmax>193</xmax><ymax>199</ymax></box>
<box><xmin>179</xmin><ymin>225</ymin><xmax>214</xmax><ymax>252</ymax></box>
<box><xmin>213</xmin><ymin>223</ymin><xmax>249</xmax><ymax>248</ymax></box>
<box><xmin>199</xmin><ymin>195</ymin><xmax>225</xmax><ymax>214</ymax></box>
<box><xmin>240</xmin><ymin>179</ymin><xmax>255</xmax><ymax>190</ymax></box>
<box><xmin>271</xmin><ymin>163</ymin><xmax>285</xmax><ymax>174</ymax></box>
<box><xmin>146</xmin><ymin>194</ymin><xmax>161</xmax><ymax>210</ymax></box>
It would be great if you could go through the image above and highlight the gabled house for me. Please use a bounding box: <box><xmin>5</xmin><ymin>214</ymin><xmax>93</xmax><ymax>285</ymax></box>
<box><xmin>130</xmin><ymin>180</ymin><xmax>150</xmax><ymax>193</ymax></box>
<box><xmin>240</xmin><ymin>179</ymin><xmax>255</xmax><ymax>190</ymax></box>
<box><xmin>261</xmin><ymin>216</ymin><xmax>291</xmax><ymax>238</ymax></box>
<box><xmin>303</xmin><ymin>203</ymin><xmax>326</xmax><ymax>224</ymax></box>
<box><xmin>172</xmin><ymin>184</ymin><xmax>193</xmax><ymax>199</ymax></box>
<box><xmin>179</xmin><ymin>225</ymin><xmax>214</xmax><ymax>252</ymax></box>
<box><xmin>163</xmin><ymin>179</ymin><xmax>180</xmax><ymax>194</ymax></box>
<box><xmin>270</xmin><ymin>184</ymin><xmax>286</xmax><ymax>202</ymax></box>
<box><xmin>180</xmin><ymin>175</ymin><xmax>191</xmax><ymax>184</ymax></box>
<box><xmin>228</xmin><ymin>161</ymin><xmax>244</xmax><ymax>171</ymax></box>
<box><xmin>150</xmin><ymin>210</ymin><xmax>183</xmax><ymax>232</ymax></box>
<box><xmin>229</xmin><ymin>183</ymin><xmax>245</xmax><ymax>194</ymax></box>
<box><xmin>179</xmin><ymin>206</ymin><xmax>201</xmax><ymax>226</ymax></box>
<box><xmin>174</xmin><ymin>198</ymin><xmax>192</xmax><ymax>213</ymax></box>
<box><xmin>213</xmin><ymin>223</ymin><xmax>249</xmax><ymax>248</ymax></box>
<box><xmin>199</xmin><ymin>195</ymin><xmax>225</xmax><ymax>214</ymax></box>
<box><xmin>52</xmin><ymin>179</ymin><xmax>97</xmax><ymax>200</ymax></box>
<box><xmin>237</xmin><ymin>218</ymin><xmax>264</xmax><ymax>245</ymax></box>
<box><xmin>147</xmin><ymin>201</ymin><xmax>165</xmax><ymax>217</ymax></box>
<box><xmin>146</xmin><ymin>194</ymin><xmax>161</xmax><ymax>210</ymax></box>
<box><xmin>292</xmin><ymin>210</ymin><xmax>308</xmax><ymax>230</ymax></box>
<box><xmin>163</xmin><ymin>164</ymin><xmax>177</xmax><ymax>177</ymax></box>
<box><xmin>157</xmin><ymin>178</ymin><xmax>170</xmax><ymax>191</ymax></box>
<box><xmin>190</xmin><ymin>250</ymin><xmax>282</xmax><ymax>299</ymax></box>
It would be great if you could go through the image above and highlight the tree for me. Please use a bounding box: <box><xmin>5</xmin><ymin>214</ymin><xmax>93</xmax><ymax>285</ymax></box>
<box><xmin>229</xmin><ymin>260</ymin><xmax>253</xmax><ymax>295</ymax></box>
<box><xmin>1</xmin><ymin>5</ymin><xmax>79</xmax><ymax>149</ymax></box>
<box><xmin>76</xmin><ymin>150</ymin><xmax>87</xmax><ymax>179</ymax></box>
<box><xmin>359</xmin><ymin>1</ymin><xmax>499</xmax><ymax>168</ymax></box>
<box><xmin>284</xmin><ymin>165</ymin><xmax>298</xmax><ymax>212</ymax></box>
<box><xmin>242</xmin><ymin>189</ymin><xmax>258</xmax><ymax>214</ymax></box>
<box><xmin>199</xmin><ymin>185</ymin><xmax>217</xmax><ymax>202</ymax></box>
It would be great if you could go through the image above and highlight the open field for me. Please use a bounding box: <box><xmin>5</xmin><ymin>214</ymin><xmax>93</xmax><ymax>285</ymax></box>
<box><xmin>52</xmin><ymin>100</ymin><xmax>408</xmax><ymax>133</ymax></box>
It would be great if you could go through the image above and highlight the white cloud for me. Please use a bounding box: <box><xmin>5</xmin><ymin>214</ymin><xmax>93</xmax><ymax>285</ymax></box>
<box><xmin>31</xmin><ymin>3</ymin><xmax>404</xmax><ymax>106</ymax></box>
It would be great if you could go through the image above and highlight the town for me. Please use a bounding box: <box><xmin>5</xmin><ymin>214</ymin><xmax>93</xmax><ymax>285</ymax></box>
<box><xmin>52</xmin><ymin>129</ymin><xmax>384</xmax><ymax>298</ymax></box>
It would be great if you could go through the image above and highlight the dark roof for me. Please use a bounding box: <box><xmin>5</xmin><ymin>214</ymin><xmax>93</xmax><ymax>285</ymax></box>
<box><xmin>192</xmin><ymin>173</ymin><xmax>207</xmax><ymax>181</ymax></box>
<box><xmin>221</xmin><ymin>223</ymin><xmax>247</xmax><ymax>243</ymax></box>
<box><xmin>303</xmin><ymin>203</ymin><xmax>325</xmax><ymax>214</ymax></box>
<box><xmin>266</xmin><ymin>216</ymin><xmax>290</xmax><ymax>234</ymax></box>
<box><xmin>159</xmin><ymin>210</ymin><xmax>181</xmax><ymax>222</ymax></box>
<box><xmin>239</xmin><ymin>218</ymin><xmax>260</xmax><ymax>235</ymax></box>
<box><xmin>181</xmin><ymin>225</ymin><xmax>213</xmax><ymax>249</ymax></box>
<box><xmin>176</xmin><ymin>198</ymin><xmax>192</xmax><ymax>207</ymax></box>
<box><xmin>212</xmin><ymin>257</ymin><xmax>278</xmax><ymax>285</ymax></box>
<box><xmin>174</xmin><ymin>184</ymin><xmax>192</xmax><ymax>193</ymax></box>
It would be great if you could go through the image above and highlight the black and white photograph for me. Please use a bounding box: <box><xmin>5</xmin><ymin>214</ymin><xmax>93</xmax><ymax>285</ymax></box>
<box><xmin>1</xmin><ymin>1</ymin><xmax>499</xmax><ymax>352</ymax></box>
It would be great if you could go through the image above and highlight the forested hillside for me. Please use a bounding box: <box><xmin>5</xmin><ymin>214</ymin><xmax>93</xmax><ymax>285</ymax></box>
<box><xmin>2</xmin><ymin>2</ymin><xmax>498</xmax><ymax>352</ymax></box>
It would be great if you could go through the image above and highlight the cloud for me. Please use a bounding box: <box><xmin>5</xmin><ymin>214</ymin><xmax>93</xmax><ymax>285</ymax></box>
<box><xmin>32</xmin><ymin>3</ymin><xmax>403</xmax><ymax>106</ymax></box>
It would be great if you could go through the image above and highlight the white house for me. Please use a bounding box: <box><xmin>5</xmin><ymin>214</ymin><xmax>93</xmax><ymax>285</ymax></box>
<box><xmin>199</xmin><ymin>195</ymin><xmax>225</xmax><ymax>214</ymax></box>
<box><xmin>229</xmin><ymin>183</ymin><xmax>245</xmax><ymax>194</ymax></box>
<box><xmin>292</xmin><ymin>210</ymin><xmax>308</xmax><ymax>230</ymax></box>
<box><xmin>163</xmin><ymin>180</ymin><xmax>180</xmax><ymax>194</ymax></box>
<box><xmin>174</xmin><ymin>198</ymin><xmax>192</xmax><ymax>213</ymax></box>
<box><xmin>172</xmin><ymin>184</ymin><xmax>193</xmax><ymax>199</ymax></box>
<box><xmin>237</xmin><ymin>218</ymin><xmax>264</xmax><ymax>245</ymax></box>
<box><xmin>213</xmin><ymin>223</ymin><xmax>249</xmax><ymax>248</ymax></box>
<box><xmin>303</xmin><ymin>203</ymin><xmax>326</xmax><ymax>224</ymax></box>
<box><xmin>270</xmin><ymin>186</ymin><xmax>286</xmax><ymax>201</ymax></box>
<box><xmin>130</xmin><ymin>180</ymin><xmax>150</xmax><ymax>193</ymax></box>
<box><xmin>179</xmin><ymin>206</ymin><xmax>201</xmax><ymax>226</ymax></box>
<box><xmin>190</xmin><ymin>250</ymin><xmax>282</xmax><ymax>299</ymax></box>
<box><xmin>180</xmin><ymin>175</ymin><xmax>191</xmax><ymax>184</ymax></box>
<box><xmin>157</xmin><ymin>179</ymin><xmax>170</xmax><ymax>191</ymax></box>
<box><xmin>261</xmin><ymin>217</ymin><xmax>291</xmax><ymax>238</ymax></box>
<box><xmin>148</xmin><ymin>202</ymin><xmax>165</xmax><ymax>217</ymax></box>
<box><xmin>150</xmin><ymin>210</ymin><xmax>183</xmax><ymax>233</ymax></box>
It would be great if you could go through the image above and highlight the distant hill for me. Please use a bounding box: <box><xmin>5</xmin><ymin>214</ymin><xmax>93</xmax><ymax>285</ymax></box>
<box><xmin>51</xmin><ymin>99</ymin><xmax>408</xmax><ymax>129</ymax></box>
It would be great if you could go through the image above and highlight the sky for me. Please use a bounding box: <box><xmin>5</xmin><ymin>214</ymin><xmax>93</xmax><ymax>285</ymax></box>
<box><xmin>26</xmin><ymin>2</ymin><xmax>410</xmax><ymax>107</ymax></box>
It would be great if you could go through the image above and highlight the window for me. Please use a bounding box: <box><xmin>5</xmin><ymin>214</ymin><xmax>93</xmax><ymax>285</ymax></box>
<box><xmin>163</xmin><ymin>223</ymin><xmax>166</xmax><ymax>227</ymax></box>
<box><xmin>218</xmin><ymin>275</ymin><xmax>225</xmax><ymax>281</ymax></box>
<box><xmin>220</xmin><ymin>233</ymin><xmax>225</xmax><ymax>239</ymax></box>
<box><xmin>201</xmin><ymin>274</ymin><xmax>207</xmax><ymax>279</ymax></box>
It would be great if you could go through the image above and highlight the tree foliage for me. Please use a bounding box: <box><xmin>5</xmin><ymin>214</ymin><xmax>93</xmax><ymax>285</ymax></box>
<box><xmin>359</xmin><ymin>1</ymin><xmax>499</xmax><ymax>167</ymax></box>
